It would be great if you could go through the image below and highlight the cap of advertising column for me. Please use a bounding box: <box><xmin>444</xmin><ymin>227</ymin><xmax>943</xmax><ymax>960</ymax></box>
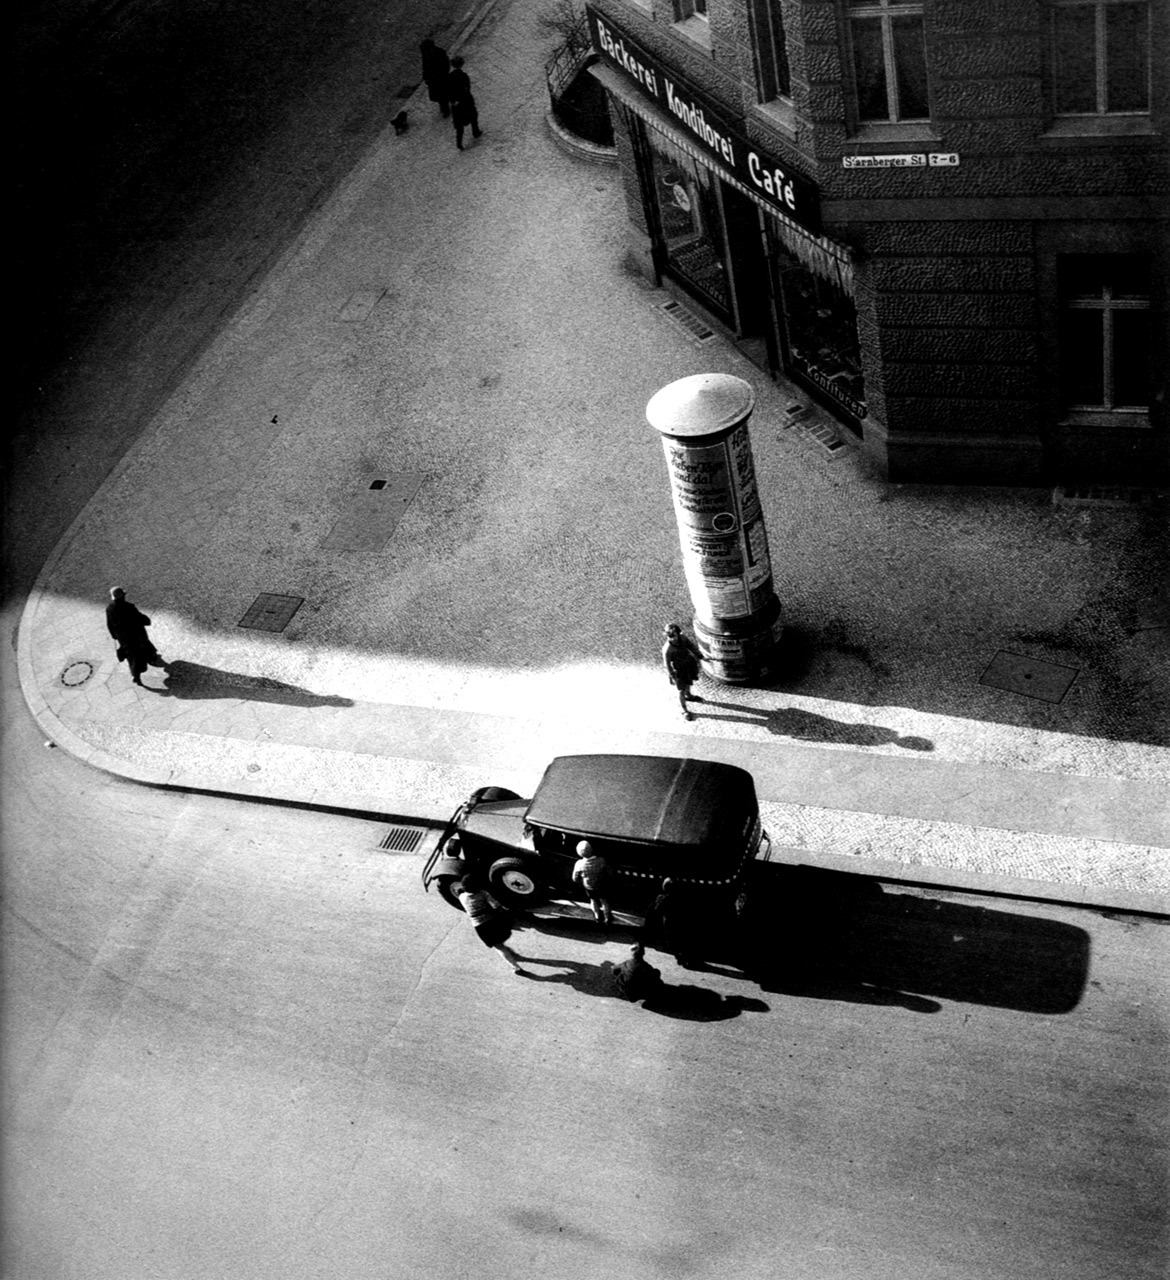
<box><xmin>646</xmin><ymin>374</ymin><xmax>756</xmax><ymax>438</ymax></box>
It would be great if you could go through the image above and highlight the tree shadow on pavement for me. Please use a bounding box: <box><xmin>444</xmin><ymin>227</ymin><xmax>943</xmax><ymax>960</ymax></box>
<box><xmin>157</xmin><ymin>659</ymin><xmax>353</xmax><ymax>707</ymax></box>
<box><xmin>694</xmin><ymin>698</ymin><xmax>935</xmax><ymax>751</ymax></box>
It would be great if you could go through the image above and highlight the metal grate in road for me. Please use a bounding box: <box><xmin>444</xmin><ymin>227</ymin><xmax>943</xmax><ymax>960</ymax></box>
<box><xmin>1052</xmin><ymin>485</ymin><xmax>1162</xmax><ymax>508</ymax></box>
<box><xmin>802</xmin><ymin>420</ymin><xmax>847</xmax><ymax>456</ymax></box>
<box><xmin>656</xmin><ymin>299</ymin><xmax>718</xmax><ymax>345</ymax></box>
<box><xmin>320</xmin><ymin>473</ymin><xmax>424</xmax><ymax>552</ymax></box>
<box><xmin>237</xmin><ymin>593</ymin><xmax>304</xmax><ymax>632</ymax></box>
<box><xmin>337</xmin><ymin>289</ymin><xmax>387</xmax><ymax>323</ymax></box>
<box><xmin>379</xmin><ymin>825</ymin><xmax>426</xmax><ymax>853</ymax></box>
<box><xmin>979</xmin><ymin>650</ymin><xmax>1079</xmax><ymax>704</ymax></box>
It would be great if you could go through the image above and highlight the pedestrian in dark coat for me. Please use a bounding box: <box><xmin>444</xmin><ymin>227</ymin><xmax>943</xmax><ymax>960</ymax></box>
<box><xmin>447</xmin><ymin>56</ymin><xmax>482</xmax><ymax>150</ymax></box>
<box><xmin>645</xmin><ymin>877</ymin><xmax>702</xmax><ymax>968</ymax></box>
<box><xmin>105</xmin><ymin>587</ymin><xmax>166</xmax><ymax>686</ymax></box>
<box><xmin>420</xmin><ymin>39</ymin><xmax>451</xmax><ymax>118</ymax></box>
<box><xmin>662</xmin><ymin>622</ymin><xmax>703</xmax><ymax>720</ymax></box>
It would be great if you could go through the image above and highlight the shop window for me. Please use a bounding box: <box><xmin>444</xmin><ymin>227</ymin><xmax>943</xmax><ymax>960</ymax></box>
<box><xmin>750</xmin><ymin>0</ymin><xmax>792</xmax><ymax>103</ymax></box>
<box><xmin>847</xmin><ymin>0</ymin><xmax>929</xmax><ymax>123</ymax></box>
<box><xmin>1058</xmin><ymin>255</ymin><xmax>1151</xmax><ymax>414</ymax></box>
<box><xmin>772</xmin><ymin>239</ymin><xmax>867</xmax><ymax>427</ymax></box>
<box><xmin>647</xmin><ymin>135</ymin><xmax>730</xmax><ymax>316</ymax></box>
<box><xmin>675</xmin><ymin>0</ymin><xmax>709</xmax><ymax>19</ymax></box>
<box><xmin>1051</xmin><ymin>1</ymin><xmax>1150</xmax><ymax>115</ymax></box>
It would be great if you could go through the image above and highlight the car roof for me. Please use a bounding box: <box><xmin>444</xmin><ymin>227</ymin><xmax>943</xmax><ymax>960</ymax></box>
<box><xmin>525</xmin><ymin>754</ymin><xmax>757</xmax><ymax>849</ymax></box>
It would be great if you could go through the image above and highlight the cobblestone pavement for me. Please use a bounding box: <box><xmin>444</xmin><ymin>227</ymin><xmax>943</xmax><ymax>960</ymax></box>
<box><xmin>16</xmin><ymin>0</ymin><xmax>1170</xmax><ymax>909</ymax></box>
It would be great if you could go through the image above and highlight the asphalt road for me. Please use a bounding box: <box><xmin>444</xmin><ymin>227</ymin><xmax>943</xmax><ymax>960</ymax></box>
<box><xmin>2</xmin><ymin>715</ymin><xmax>1166</xmax><ymax>1278</ymax></box>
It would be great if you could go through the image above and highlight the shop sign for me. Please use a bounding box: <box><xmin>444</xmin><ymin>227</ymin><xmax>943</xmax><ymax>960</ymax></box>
<box><xmin>842</xmin><ymin>153</ymin><xmax>960</xmax><ymax>168</ymax></box>
<box><xmin>587</xmin><ymin>5</ymin><xmax>821</xmax><ymax>235</ymax></box>
<box><xmin>791</xmin><ymin>353</ymin><xmax>867</xmax><ymax>420</ymax></box>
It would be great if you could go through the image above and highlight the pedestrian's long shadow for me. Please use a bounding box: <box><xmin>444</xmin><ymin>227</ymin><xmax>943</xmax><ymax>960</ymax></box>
<box><xmin>516</xmin><ymin>949</ymin><xmax>770</xmax><ymax>1022</ymax></box>
<box><xmin>694</xmin><ymin>699</ymin><xmax>934</xmax><ymax>752</ymax></box>
<box><xmin>156</xmin><ymin>659</ymin><xmax>353</xmax><ymax>708</ymax></box>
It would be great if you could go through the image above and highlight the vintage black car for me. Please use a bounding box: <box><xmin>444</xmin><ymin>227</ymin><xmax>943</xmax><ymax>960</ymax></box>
<box><xmin>421</xmin><ymin>753</ymin><xmax>769</xmax><ymax>925</ymax></box>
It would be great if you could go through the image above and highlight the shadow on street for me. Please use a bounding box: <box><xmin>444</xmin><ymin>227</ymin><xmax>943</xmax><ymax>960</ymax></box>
<box><xmin>742</xmin><ymin>865</ymin><xmax>1091</xmax><ymax>1015</ymax></box>
<box><xmin>159</xmin><ymin>659</ymin><xmax>353</xmax><ymax>708</ymax></box>
<box><xmin>514</xmin><ymin>949</ymin><xmax>772</xmax><ymax>1021</ymax></box>
<box><xmin>517</xmin><ymin>866</ymin><xmax>1091</xmax><ymax>1016</ymax></box>
<box><xmin>693</xmin><ymin>698</ymin><xmax>935</xmax><ymax>751</ymax></box>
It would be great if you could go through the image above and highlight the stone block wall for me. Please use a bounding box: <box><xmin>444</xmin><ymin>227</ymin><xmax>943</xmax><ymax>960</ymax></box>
<box><xmin>590</xmin><ymin>0</ymin><xmax>1168</xmax><ymax>483</ymax></box>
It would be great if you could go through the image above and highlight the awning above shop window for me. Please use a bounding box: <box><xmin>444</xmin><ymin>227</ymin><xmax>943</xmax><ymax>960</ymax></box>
<box><xmin>591</xmin><ymin>62</ymin><xmax>853</xmax><ymax>294</ymax></box>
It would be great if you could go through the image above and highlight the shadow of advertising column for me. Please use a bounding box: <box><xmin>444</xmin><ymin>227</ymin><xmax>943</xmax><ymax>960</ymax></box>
<box><xmin>646</xmin><ymin>373</ymin><xmax>784</xmax><ymax>684</ymax></box>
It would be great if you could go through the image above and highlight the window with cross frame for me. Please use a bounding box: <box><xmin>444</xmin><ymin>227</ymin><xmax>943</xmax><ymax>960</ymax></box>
<box><xmin>847</xmin><ymin>0</ymin><xmax>929</xmax><ymax>123</ymax></box>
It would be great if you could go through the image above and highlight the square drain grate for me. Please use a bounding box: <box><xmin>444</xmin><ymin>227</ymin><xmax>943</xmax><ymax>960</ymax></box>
<box><xmin>1052</xmin><ymin>485</ymin><xmax>1161</xmax><ymax>508</ymax></box>
<box><xmin>801</xmin><ymin>420</ymin><xmax>847</xmax><ymax>456</ymax></box>
<box><xmin>238</xmin><ymin>593</ymin><xmax>304</xmax><ymax>633</ymax></box>
<box><xmin>980</xmin><ymin>651</ymin><xmax>1079</xmax><ymax>703</ymax></box>
<box><xmin>379</xmin><ymin>825</ymin><xmax>426</xmax><ymax>853</ymax></box>
<box><xmin>656</xmin><ymin>299</ymin><xmax>718</xmax><ymax>345</ymax></box>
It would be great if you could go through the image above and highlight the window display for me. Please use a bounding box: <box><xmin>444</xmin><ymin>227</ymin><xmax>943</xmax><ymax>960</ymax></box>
<box><xmin>773</xmin><ymin>243</ymin><xmax>867</xmax><ymax>425</ymax></box>
<box><xmin>648</xmin><ymin>134</ymin><xmax>730</xmax><ymax>315</ymax></box>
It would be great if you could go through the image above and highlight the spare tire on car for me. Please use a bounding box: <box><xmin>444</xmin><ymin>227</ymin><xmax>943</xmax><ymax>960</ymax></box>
<box><xmin>488</xmin><ymin>857</ymin><xmax>547</xmax><ymax>908</ymax></box>
<box><xmin>473</xmin><ymin>786</ymin><xmax>520</xmax><ymax>803</ymax></box>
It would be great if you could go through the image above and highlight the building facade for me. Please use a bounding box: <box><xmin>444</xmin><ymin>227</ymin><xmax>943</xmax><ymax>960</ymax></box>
<box><xmin>587</xmin><ymin>0</ymin><xmax>1169</xmax><ymax>485</ymax></box>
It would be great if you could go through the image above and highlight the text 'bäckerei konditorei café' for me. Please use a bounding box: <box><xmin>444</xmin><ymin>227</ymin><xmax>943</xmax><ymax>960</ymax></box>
<box><xmin>587</xmin><ymin>6</ymin><xmax>821</xmax><ymax>235</ymax></box>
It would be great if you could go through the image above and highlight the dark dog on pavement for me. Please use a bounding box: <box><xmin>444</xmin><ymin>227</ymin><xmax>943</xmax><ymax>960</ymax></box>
<box><xmin>392</xmin><ymin>110</ymin><xmax>409</xmax><ymax>135</ymax></box>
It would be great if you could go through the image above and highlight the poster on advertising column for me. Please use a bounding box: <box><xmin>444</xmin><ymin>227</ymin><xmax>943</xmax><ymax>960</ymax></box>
<box><xmin>660</xmin><ymin>424</ymin><xmax>776</xmax><ymax>621</ymax></box>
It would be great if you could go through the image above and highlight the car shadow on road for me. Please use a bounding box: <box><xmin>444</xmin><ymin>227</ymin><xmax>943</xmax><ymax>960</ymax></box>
<box><xmin>156</xmin><ymin>659</ymin><xmax>353</xmax><ymax>707</ymax></box>
<box><xmin>693</xmin><ymin>699</ymin><xmax>935</xmax><ymax>752</ymax></box>
<box><xmin>744</xmin><ymin>865</ymin><xmax>1091</xmax><ymax>1015</ymax></box>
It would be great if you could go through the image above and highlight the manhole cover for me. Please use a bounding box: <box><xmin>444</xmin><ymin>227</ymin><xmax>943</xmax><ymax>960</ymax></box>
<box><xmin>337</xmin><ymin>289</ymin><xmax>387</xmax><ymax>323</ymax></box>
<box><xmin>980</xmin><ymin>651</ymin><xmax>1079</xmax><ymax>703</ymax></box>
<box><xmin>320</xmin><ymin>474</ymin><xmax>424</xmax><ymax>552</ymax></box>
<box><xmin>61</xmin><ymin>661</ymin><xmax>95</xmax><ymax>687</ymax></box>
<box><xmin>238</xmin><ymin>594</ymin><xmax>304</xmax><ymax>633</ymax></box>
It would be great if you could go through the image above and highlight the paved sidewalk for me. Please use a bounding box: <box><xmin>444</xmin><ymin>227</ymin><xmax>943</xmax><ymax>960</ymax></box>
<box><xmin>17</xmin><ymin>0</ymin><xmax>1170</xmax><ymax>911</ymax></box>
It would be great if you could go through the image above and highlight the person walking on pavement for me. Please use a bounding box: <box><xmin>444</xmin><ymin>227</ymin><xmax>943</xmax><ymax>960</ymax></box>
<box><xmin>572</xmin><ymin>840</ymin><xmax>613</xmax><ymax>925</ymax></box>
<box><xmin>662</xmin><ymin>622</ymin><xmax>704</xmax><ymax>720</ymax></box>
<box><xmin>447</xmin><ymin>55</ymin><xmax>482</xmax><ymax>149</ymax></box>
<box><xmin>419</xmin><ymin>39</ymin><xmax>451</xmax><ymax>118</ymax></box>
<box><xmin>105</xmin><ymin>587</ymin><xmax>166</xmax><ymax>687</ymax></box>
<box><xmin>457</xmin><ymin>879</ymin><xmax>527</xmax><ymax>974</ymax></box>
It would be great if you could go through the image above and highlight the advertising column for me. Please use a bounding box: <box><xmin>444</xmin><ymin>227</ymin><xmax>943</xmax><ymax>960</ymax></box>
<box><xmin>646</xmin><ymin>374</ymin><xmax>784</xmax><ymax>683</ymax></box>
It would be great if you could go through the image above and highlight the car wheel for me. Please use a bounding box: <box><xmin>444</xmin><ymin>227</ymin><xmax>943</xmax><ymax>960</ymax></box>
<box><xmin>437</xmin><ymin>877</ymin><xmax>467</xmax><ymax>911</ymax></box>
<box><xmin>488</xmin><ymin>857</ymin><xmax>545</xmax><ymax>907</ymax></box>
<box><xmin>474</xmin><ymin>786</ymin><xmax>521</xmax><ymax>803</ymax></box>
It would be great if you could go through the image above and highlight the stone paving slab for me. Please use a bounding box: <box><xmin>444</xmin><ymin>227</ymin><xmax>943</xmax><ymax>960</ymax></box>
<box><xmin>16</xmin><ymin>0</ymin><xmax>1170</xmax><ymax>913</ymax></box>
